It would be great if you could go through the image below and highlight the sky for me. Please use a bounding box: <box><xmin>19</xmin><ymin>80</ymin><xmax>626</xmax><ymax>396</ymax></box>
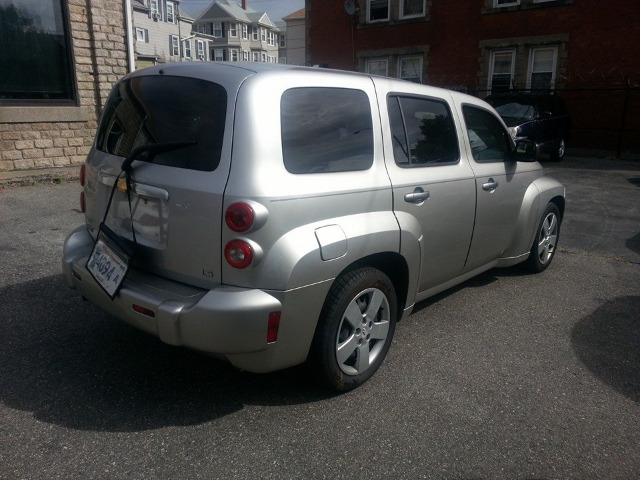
<box><xmin>179</xmin><ymin>0</ymin><xmax>305</xmax><ymax>23</ymax></box>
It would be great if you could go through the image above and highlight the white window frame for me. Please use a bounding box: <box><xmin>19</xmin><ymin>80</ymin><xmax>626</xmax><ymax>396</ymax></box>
<box><xmin>489</xmin><ymin>49</ymin><xmax>516</xmax><ymax>92</ymax></box>
<box><xmin>400</xmin><ymin>0</ymin><xmax>426</xmax><ymax>19</ymax></box>
<box><xmin>213</xmin><ymin>49</ymin><xmax>224</xmax><ymax>61</ymax></box>
<box><xmin>527</xmin><ymin>46</ymin><xmax>558</xmax><ymax>90</ymax></box>
<box><xmin>252</xmin><ymin>26</ymin><xmax>259</xmax><ymax>41</ymax></box>
<box><xmin>261</xmin><ymin>28</ymin><xmax>266</xmax><ymax>42</ymax></box>
<box><xmin>365</xmin><ymin>58</ymin><xmax>389</xmax><ymax>77</ymax></box>
<box><xmin>166</xmin><ymin>2</ymin><xmax>175</xmax><ymax>23</ymax></box>
<box><xmin>229</xmin><ymin>48</ymin><xmax>239</xmax><ymax>61</ymax></box>
<box><xmin>494</xmin><ymin>0</ymin><xmax>520</xmax><ymax>7</ymax></box>
<box><xmin>150</xmin><ymin>0</ymin><xmax>159</xmax><ymax>17</ymax></box>
<box><xmin>243</xmin><ymin>50</ymin><xmax>249</xmax><ymax>61</ymax></box>
<box><xmin>196</xmin><ymin>40</ymin><xmax>205</xmax><ymax>60</ymax></box>
<box><xmin>213</xmin><ymin>22</ymin><xmax>223</xmax><ymax>38</ymax></box>
<box><xmin>229</xmin><ymin>23</ymin><xmax>237</xmax><ymax>37</ymax></box>
<box><xmin>183</xmin><ymin>39</ymin><xmax>191</xmax><ymax>58</ymax></box>
<box><xmin>242</xmin><ymin>24</ymin><xmax>248</xmax><ymax>40</ymax></box>
<box><xmin>170</xmin><ymin>35</ymin><xmax>179</xmax><ymax>56</ymax></box>
<box><xmin>368</xmin><ymin>0</ymin><xmax>390</xmax><ymax>23</ymax></box>
<box><xmin>398</xmin><ymin>55</ymin><xmax>423</xmax><ymax>83</ymax></box>
<box><xmin>252</xmin><ymin>51</ymin><xmax>260</xmax><ymax>62</ymax></box>
<box><xmin>135</xmin><ymin>27</ymin><xmax>147</xmax><ymax>43</ymax></box>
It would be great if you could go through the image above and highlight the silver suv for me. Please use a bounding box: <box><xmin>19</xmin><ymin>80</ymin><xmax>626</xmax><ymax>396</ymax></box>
<box><xmin>62</xmin><ymin>63</ymin><xmax>565</xmax><ymax>391</ymax></box>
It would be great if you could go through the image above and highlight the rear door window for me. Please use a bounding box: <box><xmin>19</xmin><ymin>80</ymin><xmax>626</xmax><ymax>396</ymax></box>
<box><xmin>388</xmin><ymin>95</ymin><xmax>459</xmax><ymax>166</ymax></box>
<box><xmin>96</xmin><ymin>75</ymin><xmax>227</xmax><ymax>171</ymax></box>
<box><xmin>281</xmin><ymin>87</ymin><xmax>374</xmax><ymax>174</ymax></box>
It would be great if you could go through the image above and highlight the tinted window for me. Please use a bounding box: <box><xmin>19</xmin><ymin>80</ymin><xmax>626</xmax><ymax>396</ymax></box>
<box><xmin>462</xmin><ymin>106</ymin><xmax>512</xmax><ymax>163</ymax></box>
<box><xmin>281</xmin><ymin>88</ymin><xmax>374</xmax><ymax>174</ymax></box>
<box><xmin>388</xmin><ymin>95</ymin><xmax>459</xmax><ymax>166</ymax></box>
<box><xmin>0</xmin><ymin>0</ymin><xmax>75</xmax><ymax>103</ymax></box>
<box><xmin>96</xmin><ymin>76</ymin><xmax>227</xmax><ymax>172</ymax></box>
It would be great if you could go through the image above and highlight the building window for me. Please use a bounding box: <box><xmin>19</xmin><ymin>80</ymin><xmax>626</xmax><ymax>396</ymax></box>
<box><xmin>229</xmin><ymin>23</ymin><xmax>237</xmax><ymax>37</ymax></box>
<box><xmin>400</xmin><ymin>0</ymin><xmax>425</xmax><ymax>19</ymax></box>
<box><xmin>166</xmin><ymin>2</ymin><xmax>175</xmax><ymax>23</ymax></box>
<box><xmin>196</xmin><ymin>40</ymin><xmax>205</xmax><ymax>59</ymax></box>
<box><xmin>494</xmin><ymin>0</ymin><xmax>520</xmax><ymax>6</ymax></box>
<box><xmin>242</xmin><ymin>24</ymin><xmax>248</xmax><ymax>39</ymax></box>
<box><xmin>366</xmin><ymin>58</ymin><xmax>388</xmax><ymax>77</ymax></box>
<box><xmin>150</xmin><ymin>0</ymin><xmax>160</xmax><ymax>18</ymax></box>
<box><xmin>280</xmin><ymin>34</ymin><xmax>286</xmax><ymax>48</ymax></box>
<box><xmin>170</xmin><ymin>35</ymin><xmax>179</xmax><ymax>56</ymax></box>
<box><xmin>213</xmin><ymin>22</ymin><xmax>223</xmax><ymax>38</ymax></box>
<box><xmin>528</xmin><ymin>47</ymin><xmax>557</xmax><ymax>90</ymax></box>
<box><xmin>261</xmin><ymin>28</ymin><xmax>266</xmax><ymax>42</ymax></box>
<box><xmin>183</xmin><ymin>39</ymin><xmax>191</xmax><ymax>58</ymax></box>
<box><xmin>213</xmin><ymin>49</ymin><xmax>225</xmax><ymax>61</ymax></box>
<box><xmin>489</xmin><ymin>50</ymin><xmax>515</xmax><ymax>93</ymax></box>
<box><xmin>136</xmin><ymin>28</ymin><xmax>148</xmax><ymax>43</ymax></box>
<box><xmin>243</xmin><ymin>51</ymin><xmax>249</xmax><ymax>61</ymax></box>
<box><xmin>252</xmin><ymin>51</ymin><xmax>260</xmax><ymax>62</ymax></box>
<box><xmin>229</xmin><ymin>49</ymin><xmax>239</xmax><ymax>61</ymax></box>
<box><xmin>398</xmin><ymin>56</ymin><xmax>423</xmax><ymax>83</ymax></box>
<box><xmin>0</xmin><ymin>0</ymin><xmax>77</xmax><ymax>103</ymax></box>
<box><xmin>368</xmin><ymin>0</ymin><xmax>390</xmax><ymax>22</ymax></box>
<box><xmin>252</xmin><ymin>26</ymin><xmax>258</xmax><ymax>41</ymax></box>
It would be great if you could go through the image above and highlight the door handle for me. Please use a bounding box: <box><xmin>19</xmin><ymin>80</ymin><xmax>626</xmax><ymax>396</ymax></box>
<box><xmin>404</xmin><ymin>188</ymin><xmax>430</xmax><ymax>204</ymax></box>
<box><xmin>482</xmin><ymin>178</ymin><xmax>499</xmax><ymax>191</ymax></box>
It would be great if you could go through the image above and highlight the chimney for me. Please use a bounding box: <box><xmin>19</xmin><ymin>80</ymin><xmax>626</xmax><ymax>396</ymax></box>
<box><xmin>242</xmin><ymin>0</ymin><xmax>247</xmax><ymax>9</ymax></box>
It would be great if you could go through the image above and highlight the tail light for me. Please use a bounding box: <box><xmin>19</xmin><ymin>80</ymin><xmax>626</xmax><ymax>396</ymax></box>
<box><xmin>225</xmin><ymin>202</ymin><xmax>254</xmax><ymax>232</ymax></box>
<box><xmin>224</xmin><ymin>239</ymin><xmax>253</xmax><ymax>269</ymax></box>
<box><xmin>79</xmin><ymin>164</ymin><xmax>86</xmax><ymax>186</ymax></box>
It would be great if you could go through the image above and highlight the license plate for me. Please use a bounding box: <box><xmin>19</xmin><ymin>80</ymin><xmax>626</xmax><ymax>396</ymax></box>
<box><xmin>86</xmin><ymin>225</ymin><xmax>130</xmax><ymax>299</ymax></box>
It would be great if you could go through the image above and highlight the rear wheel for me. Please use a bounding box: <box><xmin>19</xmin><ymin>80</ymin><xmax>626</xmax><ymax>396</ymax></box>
<box><xmin>310</xmin><ymin>267</ymin><xmax>397</xmax><ymax>391</ymax></box>
<box><xmin>526</xmin><ymin>203</ymin><xmax>561</xmax><ymax>272</ymax></box>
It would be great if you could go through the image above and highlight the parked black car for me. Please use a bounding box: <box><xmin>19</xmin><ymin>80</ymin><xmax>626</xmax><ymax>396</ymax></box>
<box><xmin>486</xmin><ymin>92</ymin><xmax>571</xmax><ymax>161</ymax></box>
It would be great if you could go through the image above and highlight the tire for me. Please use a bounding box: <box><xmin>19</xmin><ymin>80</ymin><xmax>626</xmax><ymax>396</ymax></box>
<box><xmin>549</xmin><ymin>138</ymin><xmax>566</xmax><ymax>162</ymax></box>
<box><xmin>310</xmin><ymin>267</ymin><xmax>397</xmax><ymax>392</ymax></box>
<box><xmin>526</xmin><ymin>202</ymin><xmax>561</xmax><ymax>273</ymax></box>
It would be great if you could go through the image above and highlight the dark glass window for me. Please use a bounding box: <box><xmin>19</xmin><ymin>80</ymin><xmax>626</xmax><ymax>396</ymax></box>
<box><xmin>96</xmin><ymin>76</ymin><xmax>227</xmax><ymax>172</ymax></box>
<box><xmin>369</xmin><ymin>0</ymin><xmax>389</xmax><ymax>21</ymax></box>
<box><xmin>462</xmin><ymin>106</ymin><xmax>512</xmax><ymax>163</ymax></box>
<box><xmin>281</xmin><ymin>88</ymin><xmax>374</xmax><ymax>174</ymax></box>
<box><xmin>0</xmin><ymin>0</ymin><xmax>76</xmax><ymax>103</ymax></box>
<box><xmin>388</xmin><ymin>95</ymin><xmax>459</xmax><ymax>167</ymax></box>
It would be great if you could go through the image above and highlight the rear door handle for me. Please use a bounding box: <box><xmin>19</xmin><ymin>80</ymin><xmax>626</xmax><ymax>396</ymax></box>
<box><xmin>404</xmin><ymin>187</ymin><xmax>430</xmax><ymax>204</ymax></box>
<box><xmin>482</xmin><ymin>178</ymin><xmax>499</xmax><ymax>191</ymax></box>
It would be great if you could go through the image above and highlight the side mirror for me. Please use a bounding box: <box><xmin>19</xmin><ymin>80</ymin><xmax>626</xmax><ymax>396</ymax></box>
<box><xmin>538</xmin><ymin>111</ymin><xmax>553</xmax><ymax>119</ymax></box>
<box><xmin>513</xmin><ymin>139</ymin><xmax>538</xmax><ymax>162</ymax></box>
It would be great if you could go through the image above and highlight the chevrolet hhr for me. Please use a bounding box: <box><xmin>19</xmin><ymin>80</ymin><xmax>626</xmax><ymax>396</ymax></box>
<box><xmin>62</xmin><ymin>62</ymin><xmax>565</xmax><ymax>391</ymax></box>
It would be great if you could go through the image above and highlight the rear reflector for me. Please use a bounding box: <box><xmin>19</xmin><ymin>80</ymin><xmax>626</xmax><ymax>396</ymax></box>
<box><xmin>267</xmin><ymin>311</ymin><xmax>281</xmax><ymax>343</ymax></box>
<box><xmin>132</xmin><ymin>304</ymin><xmax>155</xmax><ymax>318</ymax></box>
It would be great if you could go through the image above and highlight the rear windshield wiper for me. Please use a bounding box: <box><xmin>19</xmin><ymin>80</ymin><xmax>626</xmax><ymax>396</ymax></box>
<box><xmin>120</xmin><ymin>140</ymin><xmax>197</xmax><ymax>173</ymax></box>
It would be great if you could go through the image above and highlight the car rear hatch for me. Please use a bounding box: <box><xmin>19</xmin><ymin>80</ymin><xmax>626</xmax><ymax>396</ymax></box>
<box><xmin>83</xmin><ymin>67</ymin><xmax>244</xmax><ymax>289</ymax></box>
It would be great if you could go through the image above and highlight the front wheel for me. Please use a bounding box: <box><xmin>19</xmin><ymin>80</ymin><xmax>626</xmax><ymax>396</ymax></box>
<box><xmin>310</xmin><ymin>267</ymin><xmax>397</xmax><ymax>392</ymax></box>
<box><xmin>526</xmin><ymin>202</ymin><xmax>561</xmax><ymax>272</ymax></box>
<box><xmin>549</xmin><ymin>138</ymin><xmax>566</xmax><ymax>161</ymax></box>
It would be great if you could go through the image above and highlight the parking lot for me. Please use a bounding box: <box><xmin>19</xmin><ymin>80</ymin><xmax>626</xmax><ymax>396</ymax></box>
<box><xmin>1</xmin><ymin>156</ymin><xmax>638</xmax><ymax>479</ymax></box>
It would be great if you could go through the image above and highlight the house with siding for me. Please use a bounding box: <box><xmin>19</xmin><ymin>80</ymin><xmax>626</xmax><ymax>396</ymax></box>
<box><xmin>132</xmin><ymin>0</ymin><xmax>211</xmax><ymax>65</ymax></box>
<box><xmin>193</xmin><ymin>0</ymin><xmax>280</xmax><ymax>63</ymax></box>
<box><xmin>280</xmin><ymin>8</ymin><xmax>306</xmax><ymax>66</ymax></box>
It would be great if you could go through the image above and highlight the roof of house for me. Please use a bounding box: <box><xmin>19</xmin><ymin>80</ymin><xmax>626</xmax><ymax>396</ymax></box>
<box><xmin>196</xmin><ymin>0</ymin><xmax>277</xmax><ymax>28</ymax></box>
<box><xmin>283</xmin><ymin>8</ymin><xmax>305</xmax><ymax>21</ymax></box>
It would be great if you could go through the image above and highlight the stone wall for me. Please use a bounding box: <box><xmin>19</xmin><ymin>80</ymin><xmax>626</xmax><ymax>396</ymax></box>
<box><xmin>0</xmin><ymin>0</ymin><xmax>130</xmax><ymax>173</ymax></box>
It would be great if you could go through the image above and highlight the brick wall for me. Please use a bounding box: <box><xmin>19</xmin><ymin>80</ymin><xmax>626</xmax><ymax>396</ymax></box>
<box><xmin>0</xmin><ymin>0</ymin><xmax>130</xmax><ymax>173</ymax></box>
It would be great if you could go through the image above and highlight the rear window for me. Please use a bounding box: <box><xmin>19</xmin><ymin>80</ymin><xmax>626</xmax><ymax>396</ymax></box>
<box><xmin>96</xmin><ymin>75</ymin><xmax>227</xmax><ymax>171</ymax></box>
<box><xmin>281</xmin><ymin>87</ymin><xmax>374</xmax><ymax>174</ymax></box>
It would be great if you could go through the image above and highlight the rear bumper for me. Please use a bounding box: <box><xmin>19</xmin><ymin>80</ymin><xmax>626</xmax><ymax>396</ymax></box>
<box><xmin>62</xmin><ymin>226</ymin><xmax>331</xmax><ymax>373</ymax></box>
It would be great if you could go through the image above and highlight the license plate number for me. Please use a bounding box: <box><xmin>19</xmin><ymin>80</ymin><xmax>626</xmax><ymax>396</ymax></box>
<box><xmin>87</xmin><ymin>229</ymin><xmax>130</xmax><ymax>298</ymax></box>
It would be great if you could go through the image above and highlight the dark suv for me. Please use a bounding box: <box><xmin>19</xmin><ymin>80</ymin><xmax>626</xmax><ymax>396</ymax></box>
<box><xmin>486</xmin><ymin>92</ymin><xmax>571</xmax><ymax>161</ymax></box>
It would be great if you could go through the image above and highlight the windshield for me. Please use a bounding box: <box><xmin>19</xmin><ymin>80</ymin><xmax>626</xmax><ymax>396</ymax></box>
<box><xmin>493</xmin><ymin>102</ymin><xmax>536</xmax><ymax>121</ymax></box>
<box><xmin>96</xmin><ymin>75</ymin><xmax>227</xmax><ymax>171</ymax></box>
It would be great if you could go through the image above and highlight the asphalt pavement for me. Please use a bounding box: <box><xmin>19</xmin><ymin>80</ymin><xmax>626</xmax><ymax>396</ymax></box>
<box><xmin>1</xmin><ymin>156</ymin><xmax>638</xmax><ymax>479</ymax></box>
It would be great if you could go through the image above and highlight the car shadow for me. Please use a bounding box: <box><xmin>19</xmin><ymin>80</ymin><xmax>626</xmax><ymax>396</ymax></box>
<box><xmin>0</xmin><ymin>275</ymin><xmax>335</xmax><ymax>433</ymax></box>
<box><xmin>571</xmin><ymin>295</ymin><xmax>640</xmax><ymax>403</ymax></box>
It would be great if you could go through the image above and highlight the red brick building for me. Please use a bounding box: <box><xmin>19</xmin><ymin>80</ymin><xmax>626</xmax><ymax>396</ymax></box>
<box><xmin>306</xmin><ymin>0</ymin><xmax>640</xmax><ymax>155</ymax></box>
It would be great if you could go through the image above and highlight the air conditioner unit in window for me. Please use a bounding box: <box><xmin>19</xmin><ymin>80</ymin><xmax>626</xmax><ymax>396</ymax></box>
<box><xmin>152</xmin><ymin>13</ymin><xmax>160</xmax><ymax>20</ymax></box>
<box><xmin>198</xmin><ymin>55</ymin><xmax>205</xmax><ymax>60</ymax></box>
